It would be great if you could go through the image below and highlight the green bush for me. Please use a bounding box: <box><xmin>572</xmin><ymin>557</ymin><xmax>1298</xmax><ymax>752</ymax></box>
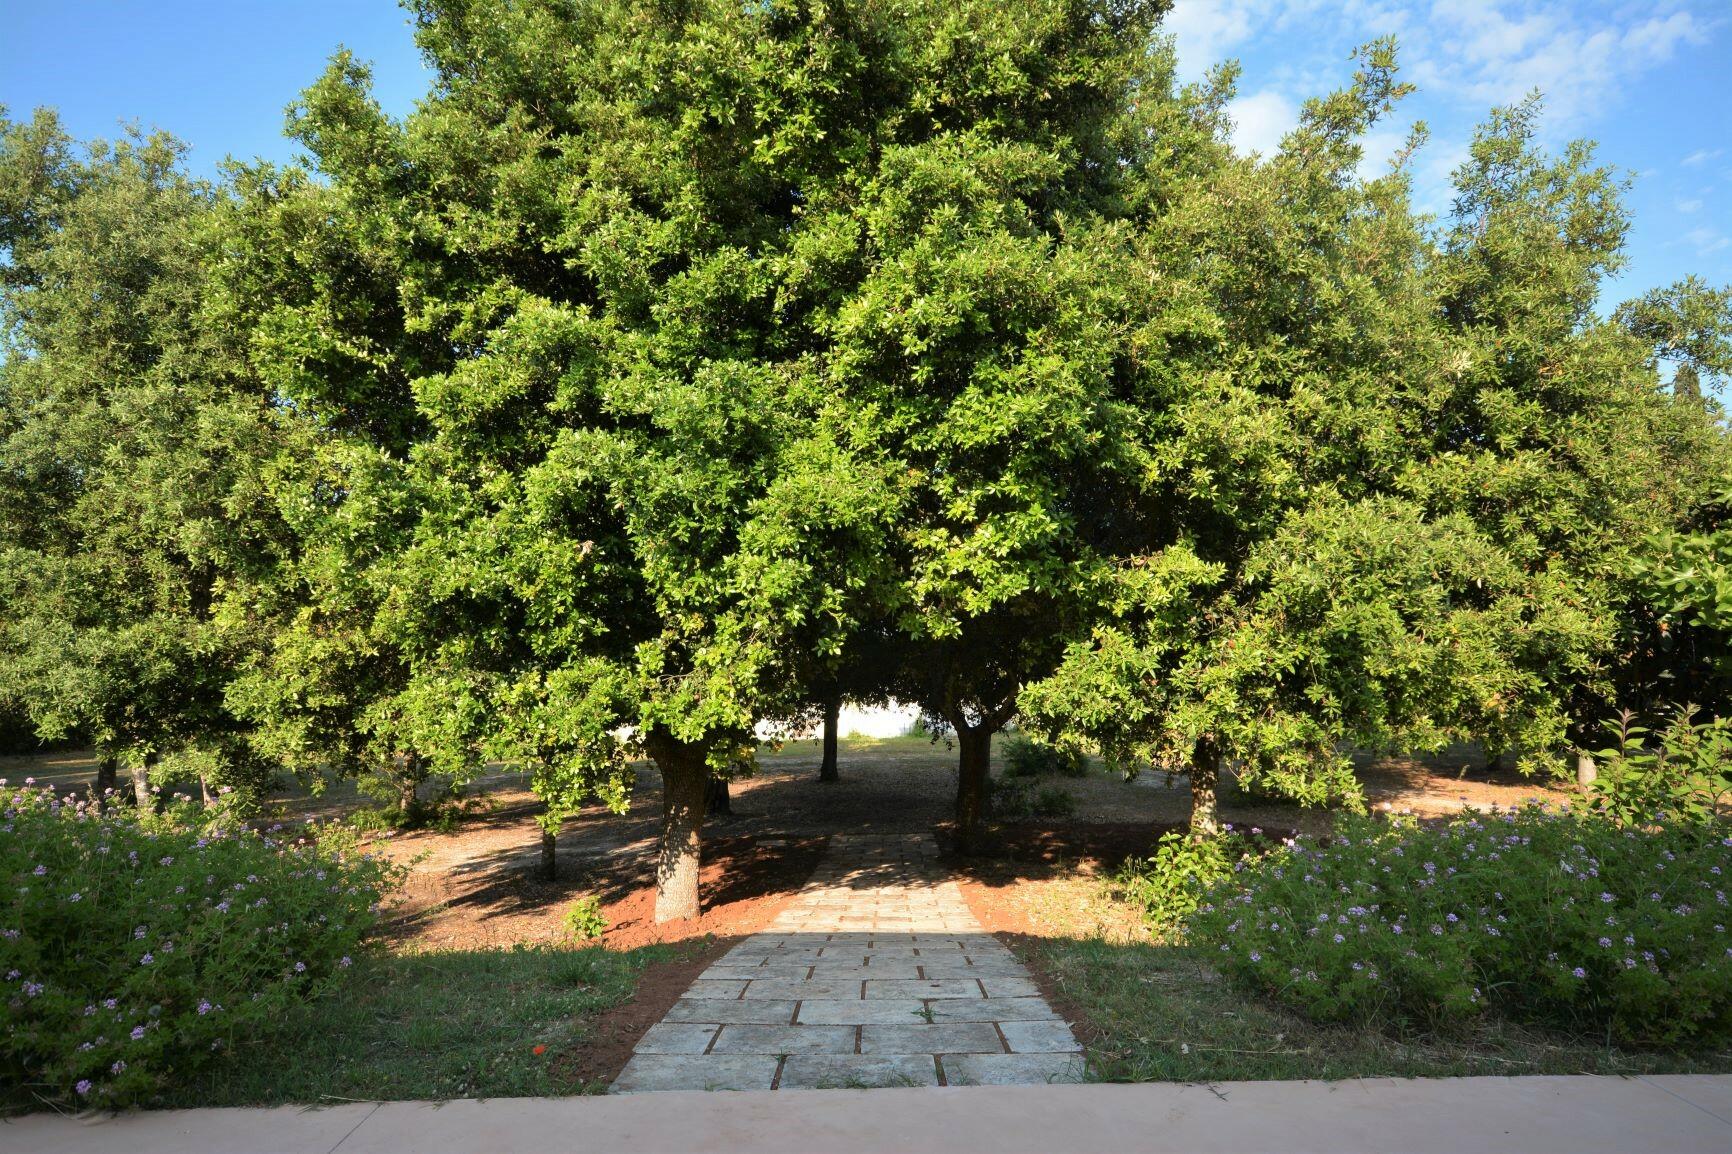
<box><xmin>1</xmin><ymin>780</ymin><xmax>404</xmax><ymax>1107</ymax></box>
<box><xmin>1119</xmin><ymin>830</ymin><xmax>1261</xmax><ymax>932</ymax></box>
<box><xmin>561</xmin><ymin>896</ymin><xmax>608</xmax><ymax>942</ymax></box>
<box><xmin>1189</xmin><ymin>805</ymin><xmax>1732</xmax><ymax>1045</ymax></box>
<box><xmin>1031</xmin><ymin>785</ymin><xmax>1078</xmax><ymax>819</ymax></box>
<box><xmin>1001</xmin><ymin>733</ymin><xmax>1088</xmax><ymax>779</ymax></box>
<box><xmin>1590</xmin><ymin>708</ymin><xmax>1732</xmax><ymax>827</ymax></box>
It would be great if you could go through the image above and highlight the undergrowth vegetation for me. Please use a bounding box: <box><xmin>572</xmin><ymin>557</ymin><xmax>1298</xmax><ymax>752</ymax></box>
<box><xmin>1</xmin><ymin>782</ymin><xmax>403</xmax><ymax>1108</ymax></box>
<box><xmin>1188</xmin><ymin>805</ymin><xmax>1732</xmax><ymax>1046</ymax></box>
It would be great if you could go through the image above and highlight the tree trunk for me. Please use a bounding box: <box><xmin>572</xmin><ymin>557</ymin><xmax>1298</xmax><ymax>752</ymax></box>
<box><xmin>95</xmin><ymin>752</ymin><xmax>118</xmax><ymax>798</ymax></box>
<box><xmin>705</xmin><ymin>775</ymin><xmax>732</xmax><ymax>816</ymax></box>
<box><xmin>954</xmin><ymin>725</ymin><xmax>992</xmax><ymax>855</ymax></box>
<box><xmin>818</xmin><ymin>696</ymin><xmax>841</xmax><ymax>783</ymax></box>
<box><xmin>649</xmin><ymin>735</ymin><xmax>708</xmax><ymax>923</ymax></box>
<box><xmin>397</xmin><ymin>751</ymin><xmax>424</xmax><ymax>819</ymax></box>
<box><xmin>199</xmin><ymin>775</ymin><xmax>212</xmax><ymax>806</ymax></box>
<box><xmin>1190</xmin><ymin>737</ymin><xmax>1220</xmax><ymax>840</ymax></box>
<box><xmin>540</xmin><ymin>828</ymin><xmax>557</xmax><ymax>882</ymax></box>
<box><xmin>1576</xmin><ymin>750</ymin><xmax>1597</xmax><ymax>791</ymax></box>
<box><xmin>130</xmin><ymin>759</ymin><xmax>152</xmax><ymax>808</ymax></box>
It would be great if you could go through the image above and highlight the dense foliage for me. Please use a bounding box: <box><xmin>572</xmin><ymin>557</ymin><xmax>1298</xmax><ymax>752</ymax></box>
<box><xmin>1</xmin><ymin>0</ymin><xmax>1729</xmax><ymax>922</ymax></box>
<box><xmin>1</xmin><ymin>782</ymin><xmax>401</xmax><ymax>1106</ymax></box>
<box><xmin>1190</xmin><ymin>806</ymin><xmax>1732</xmax><ymax>1046</ymax></box>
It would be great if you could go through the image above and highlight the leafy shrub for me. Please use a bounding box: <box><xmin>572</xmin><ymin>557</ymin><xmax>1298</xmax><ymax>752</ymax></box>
<box><xmin>561</xmin><ymin>896</ymin><xmax>608</xmax><ymax>942</ymax></box>
<box><xmin>1</xmin><ymin>781</ymin><xmax>404</xmax><ymax>1107</ymax></box>
<box><xmin>1119</xmin><ymin>830</ymin><xmax>1261</xmax><ymax>932</ymax></box>
<box><xmin>1189</xmin><ymin>805</ymin><xmax>1732</xmax><ymax>1045</ymax></box>
<box><xmin>987</xmin><ymin>776</ymin><xmax>1033</xmax><ymax>817</ymax></box>
<box><xmin>1001</xmin><ymin>733</ymin><xmax>1088</xmax><ymax>778</ymax></box>
<box><xmin>1590</xmin><ymin>708</ymin><xmax>1731</xmax><ymax>827</ymax></box>
<box><xmin>1031</xmin><ymin>786</ymin><xmax>1078</xmax><ymax>818</ymax></box>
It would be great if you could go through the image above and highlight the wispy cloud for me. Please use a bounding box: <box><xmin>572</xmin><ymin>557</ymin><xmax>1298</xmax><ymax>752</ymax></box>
<box><xmin>1685</xmin><ymin>226</ymin><xmax>1731</xmax><ymax>254</ymax></box>
<box><xmin>1225</xmin><ymin>88</ymin><xmax>1299</xmax><ymax>155</ymax></box>
<box><xmin>1682</xmin><ymin>148</ymin><xmax>1724</xmax><ymax>167</ymax></box>
<box><xmin>1676</xmin><ymin>198</ymin><xmax>1704</xmax><ymax>214</ymax></box>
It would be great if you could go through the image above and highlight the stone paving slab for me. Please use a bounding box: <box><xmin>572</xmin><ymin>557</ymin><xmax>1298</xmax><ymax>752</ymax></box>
<box><xmin>941</xmin><ymin>1053</ymin><xmax>1086</xmax><ymax>1086</ymax></box>
<box><xmin>610</xmin><ymin>833</ymin><xmax>1083</xmax><ymax>1093</ymax></box>
<box><xmin>778</xmin><ymin>1054</ymin><xmax>940</xmax><ymax>1089</ymax></box>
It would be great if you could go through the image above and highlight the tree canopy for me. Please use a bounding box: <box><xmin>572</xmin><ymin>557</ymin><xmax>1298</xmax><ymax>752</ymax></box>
<box><xmin>1</xmin><ymin>1</ymin><xmax>1728</xmax><ymax>916</ymax></box>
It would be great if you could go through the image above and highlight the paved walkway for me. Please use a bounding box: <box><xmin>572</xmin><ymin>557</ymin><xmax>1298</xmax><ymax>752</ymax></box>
<box><xmin>611</xmin><ymin>833</ymin><xmax>1083</xmax><ymax>1092</ymax></box>
<box><xmin>14</xmin><ymin>1078</ymin><xmax>1731</xmax><ymax>1153</ymax></box>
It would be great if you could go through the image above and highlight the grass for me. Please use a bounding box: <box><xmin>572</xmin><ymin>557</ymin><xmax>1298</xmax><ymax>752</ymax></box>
<box><xmin>157</xmin><ymin>944</ymin><xmax>683</xmax><ymax>1107</ymax></box>
<box><xmin>1028</xmin><ymin>934</ymin><xmax>1732</xmax><ymax>1082</ymax></box>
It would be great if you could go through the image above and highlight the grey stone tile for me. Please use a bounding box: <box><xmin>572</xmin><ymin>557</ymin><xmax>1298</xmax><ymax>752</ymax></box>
<box><xmin>701</xmin><ymin>963</ymin><xmax>814</xmax><ymax>979</ymax></box>
<box><xmin>978</xmin><ymin>977</ymin><xmax>1041</xmax><ymax>998</ymax></box>
<box><xmin>917</xmin><ymin>960</ymin><xmax>1030</xmax><ymax>978</ymax></box>
<box><xmin>739</xmin><ymin>979</ymin><xmax>864</xmax><ymax>1000</ymax></box>
<box><xmin>859</xmin><ymin>1022</ymin><xmax>1004</xmax><ymax>1055</ymax></box>
<box><xmin>662</xmin><ymin>999</ymin><xmax>799</xmax><ymax>1025</ymax></box>
<box><xmin>609</xmin><ymin>1053</ymin><xmax>779</xmax><ymax>1093</ymax></box>
<box><xmin>681</xmin><ymin>980</ymin><xmax>748</xmax><ymax>1000</ymax></box>
<box><xmin>795</xmin><ymin>999</ymin><xmax>934</xmax><ymax>1025</ymax></box>
<box><xmin>863</xmin><ymin>978</ymin><xmax>983</xmax><ymax>999</ymax></box>
<box><xmin>633</xmin><ymin>1023</ymin><xmax>719</xmax><ymax>1054</ymax></box>
<box><xmin>807</xmin><ymin>963</ymin><xmax>923</xmax><ymax>980</ymax></box>
<box><xmin>777</xmin><ymin>1054</ymin><xmax>939</xmax><ymax>1089</ymax></box>
<box><xmin>709</xmin><ymin>1023</ymin><xmax>859</xmax><ymax>1055</ymax></box>
<box><xmin>999</xmin><ymin>1019</ymin><xmax>1080</xmax><ymax>1053</ymax></box>
<box><xmin>940</xmin><ymin>1052</ymin><xmax>1085</xmax><ymax>1086</ymax></box>
<box><xmin>928</xmin><ymin>997</ymin><xmax>1060</xmax><ymax>1023</ymax></box>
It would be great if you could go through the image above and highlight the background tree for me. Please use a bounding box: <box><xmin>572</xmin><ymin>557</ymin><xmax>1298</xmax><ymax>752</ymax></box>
<box><xmin>0</xmin><ymin>109</ymin><xmax>281</xmax><ymax>804</ymax></box>
<box><xmin>1022</xmin><ymin>54</ymin><xmax>1728</xmax><ymax>838</ymax></box>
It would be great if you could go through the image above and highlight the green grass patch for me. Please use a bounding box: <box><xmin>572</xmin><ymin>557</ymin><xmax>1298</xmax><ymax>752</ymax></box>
<box><xmin>158</xmin><ymin>945</ymin><xmax>681</xmax><ymax>1107</ymax></box>
<box><xmin>1030</xmin><ymin>937</ymin><xmax>1732</xmax><ymax>1082</ymax></box>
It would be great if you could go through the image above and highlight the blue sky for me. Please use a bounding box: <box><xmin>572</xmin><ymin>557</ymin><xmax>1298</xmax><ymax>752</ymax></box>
<box><xmin>2</xmin><ymin>0</ymin><xmax>1728</xmax><ymax>310</ymax></box>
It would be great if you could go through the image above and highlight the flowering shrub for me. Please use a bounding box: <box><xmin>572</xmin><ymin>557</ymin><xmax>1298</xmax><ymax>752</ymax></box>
<box><xmin>1118</xmin><ymin>830</ymin><xmax>1261</xmax><ymax>932</ymax></box>
<box><xmin>1189</xmin><ymin>804</ymin><xmax>1732</xmax><ymax>1045</ymax></box>
<box><xmin>2</xmin><ymin>781</ymin><xmax>404</xmax><ymax>1107</ymax></box>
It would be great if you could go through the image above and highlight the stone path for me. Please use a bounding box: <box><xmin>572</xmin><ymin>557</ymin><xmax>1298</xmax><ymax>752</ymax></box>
<box><xmin>611</xmin><ymin>833</ymin><xmax>1083</xmax><ymax>1092</ymax></box>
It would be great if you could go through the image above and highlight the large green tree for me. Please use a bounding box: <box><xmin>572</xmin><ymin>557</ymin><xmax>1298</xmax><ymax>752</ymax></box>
<box><xmin>0</xmin><ymin>110</ymin><xmax>281</xmax><ymax>802</ymax></box>
<box><xmin>1022</xmin><ymin>56</ymin><xmax>1728</xmax><ymax>837</ymax></box>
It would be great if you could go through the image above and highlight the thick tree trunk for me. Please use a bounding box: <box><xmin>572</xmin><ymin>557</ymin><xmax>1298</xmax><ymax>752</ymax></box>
<box><xmin>1190</xmin><ymin>737</ymin><xmax>1220</xmax><ymax>840</ymax></box>
<box><xmin>954</xmin><ymin>725</ymin><xmax>992</xmax><ymax>855</ymax></box>
<box><xmin>818</xmin><ymin>696</ymin><xmax>841</xmax><ymax>783</ymax></box>
<box><xmin>540</xmin><ymin>828</ymin><xmax>557</xmax><ymax>882</ymax></box>
<box><xmin>705</xmin><ymin>775</ymin><xmax>732</xmax><ymax>816</ymax></box>
<box><xmin>1576</xmin><ymin>750</ymin><xmax>1597</xmax><ymax>791</ymax></box>
<box><xmin>95</xmin><ymin>752</ymin><xmax>118</xmax><ymax>798</ymax></box>
<box><xmin>649</xmin><ymin>736</ymin><xmax>708</xmax><ymax>923</ymax></box>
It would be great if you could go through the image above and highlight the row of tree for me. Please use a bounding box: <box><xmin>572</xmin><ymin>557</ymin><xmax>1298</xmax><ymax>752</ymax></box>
<box><xmin>3</xmin><ymin>1</ymin><xmax>1729</xmax><ymax>920</ymax></box>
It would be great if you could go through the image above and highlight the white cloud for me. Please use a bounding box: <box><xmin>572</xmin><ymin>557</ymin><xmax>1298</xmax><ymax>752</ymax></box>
<box><xmin>1227</xmin><ymin>88</ymin><xmax>1300</xmax><ymax>155</ymax></box>
<box><xmin>1685</xmin><ymin>226</ymin><xmax>1731</xmax><ymax>254</ymax></box>
<box><xmin>1682</xmin><ymin>148</ymin><xmax>1724</xmax><ymax>167</ymax></box>
<box><xmin>1676</xmin><ymin>198</ymin><xmax>1704</xmax><ymax>214</ymax></box>
<box><xmin>1165</xmin><ymin>0</ymin><xmax>1272</xmax><ymax>80</ymax></box>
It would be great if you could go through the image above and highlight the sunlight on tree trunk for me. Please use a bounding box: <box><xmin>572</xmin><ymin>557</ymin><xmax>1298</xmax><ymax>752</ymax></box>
<box><xmin>1190</xmin><ymin>737</ymin><xmax>1220</xmax><ymax>841</ymax></box>
<box><xmin>653</xmin><ymin>741</ymin><xmax>708</xmax><ymax>923</ymax></box>
<box><xmin>1576</xmin><ymin>750</ymin><xmax>1598</xmax><ymax>791</ymax></box>
<box><xmin>540</xmin><ymin>828</ymin><xmax>557</xmax><ymax>882</ymax></box>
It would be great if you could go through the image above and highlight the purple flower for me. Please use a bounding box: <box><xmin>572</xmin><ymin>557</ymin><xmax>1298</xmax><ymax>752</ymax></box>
<box><xmin>1599</xmin><ymin>937</ymin><xmax>1612</xmax><ymax>948</ymax></box>
<box><xmin>1249</xmin><ymin>951</ymin><xmax>1262</xmax><ymax>962</ymax></box>
<box><xmin>293</xmin><ymin>961</ymin><xmax>306</xmax><ymax>973</ymax></box>
<box><xmin>31</xmin><ymin>865</ymin><xmax>45</xmax><ymax>876</ymax></box>
<box><xmin>110</xmin><ymin>1061</ymin><xmax>126</xmax><ymax>1075</ymax></box>
<box><xmin>196</xmin><ymin>1001</ymin><xmax>212</xmax><ymax>1015</ymax></box>
<box><xmin>139</xmin><ymin>953</ymin><xmax>154</xmax><ymax>965</ymax></box>
<box><xmin>75</xmin><ymin>1080</ymin><xmax>92</xmax><ymax>1096</ymax></box>
<box><xmin>338</xmin><ymin>956</ymin><xmax>352</xmax><ymax>968</ymax></box>
<box><xmin>1572</xmin><ymin>967</ymin><xmax>1586</xmax><ymax>979</ymax></box>
<box><xmin>131</xmin><ymin>1026</ymin><xmax>146</xmax><ymax>1040</ymax></box>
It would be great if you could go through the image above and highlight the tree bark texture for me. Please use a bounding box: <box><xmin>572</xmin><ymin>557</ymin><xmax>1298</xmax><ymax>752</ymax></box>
<box><xmin>650</xmin><ymin>736</ymin><xmax>709</xmax><ymax>923</ymax></box>
<box><xmin>1576</xmin><ymin>750</ymin><xmax>1598</xmax><ymax>791</ymax></box>
<box><xmin>540</xmin><ymin>828</ymin><xmax>557</xmax><ymax>882</ymax></box>
<box><xmin>95</xmin><ymin>752</ymin><xmax>118</xmax><ymax>797</ymax></box>
<box><xmin>1190</xmin><ymin>737</ymin><xmax>1221</xmax><ymax>840</ymax></box>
